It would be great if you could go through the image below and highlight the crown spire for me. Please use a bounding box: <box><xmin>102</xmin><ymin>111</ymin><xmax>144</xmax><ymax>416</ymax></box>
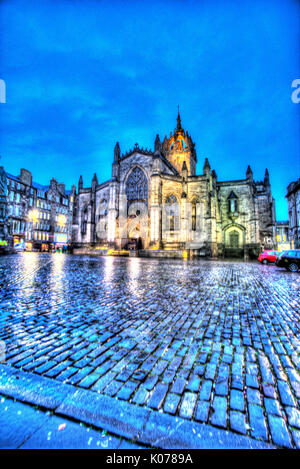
<box><xmin>176</xmin><ymin>105</ymin><xmax>182</xmax><ymax>131</ymax></box>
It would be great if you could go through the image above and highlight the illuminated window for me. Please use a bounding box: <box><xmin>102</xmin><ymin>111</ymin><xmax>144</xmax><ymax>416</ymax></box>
<box><xmin>170</xmin><ymin>137</ymin><xmax>186</xmax><ymax>151</ymax></box>
<box><xmin>126</xmin><ymin>167</ymin><xmax>148</xmax><ymax>206</ymax></box>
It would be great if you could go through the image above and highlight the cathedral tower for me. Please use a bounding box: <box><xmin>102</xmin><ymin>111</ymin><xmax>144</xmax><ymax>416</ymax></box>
<box><xmin>162</xmin><ymin>108</ymin><xmax>197</xmax><ymax>176</ymax></box>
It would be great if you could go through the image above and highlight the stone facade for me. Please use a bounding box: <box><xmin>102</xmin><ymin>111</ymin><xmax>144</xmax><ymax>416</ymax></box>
<box><xmin>286</xmin><ymin>178</ymin><xmax>300</xmax><ymax>249</ymax></box>
<box><xmin>5</xmin><ymin>168</ymin><xmax>76</xmax><ymax>250</ymax></box>
<box><xmin>0</xmin><ymin>166</ymin><xmax>9</xmax><ymax>244</ymax></box>
<box><xmin>73</xmin><ymin>112</ymin><xmax>276</xmax><ymax>258</ymax></box>
<box><xmin>275</xmin><ymin>220</ymin><xmax>290</xmax><ymax>251</ymax></box>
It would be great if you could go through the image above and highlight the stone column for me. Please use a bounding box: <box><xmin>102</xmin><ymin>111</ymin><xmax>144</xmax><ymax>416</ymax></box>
<box><xmin>150</xmin><ymin>160</ymin><xmax>162</xmax><ymax>248</ymax></box>
<box><xmin>107</xmin><ymin>181</ymin><xmax>119</xmax><ymax>246</ymax></box>
<box><xmin>118</xmin><ymin>182</ymin><xmax>128</xmax><ymax>249</ymax></box>
<box><xmin>180</xmin><ymin>196</ymin><xmax>188</xmax><ymax>244</ymax></box>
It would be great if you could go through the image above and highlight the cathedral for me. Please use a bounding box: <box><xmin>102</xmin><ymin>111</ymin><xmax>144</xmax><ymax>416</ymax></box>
<box><xmin>72</xmin><ymin>111</ymin><xmax>276</xmax><ymax>258</ymax></box>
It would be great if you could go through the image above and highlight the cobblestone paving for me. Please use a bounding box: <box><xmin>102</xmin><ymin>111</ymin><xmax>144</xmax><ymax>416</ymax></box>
<box><xmin>0</xmin><ymin>253</ymin><xmax>300</xmax><ymax>448</ymax></box>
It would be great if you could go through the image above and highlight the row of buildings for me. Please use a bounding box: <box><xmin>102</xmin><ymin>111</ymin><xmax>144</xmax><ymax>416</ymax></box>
<box><xmin>0</xmin><ymin>167</ymin><xmax>75</xmax><ymax>251</ymax></box>
<box><xmin>0</xmin><ymin>113</ymin><xmax>299</xmax><ymax>256</ymax></box>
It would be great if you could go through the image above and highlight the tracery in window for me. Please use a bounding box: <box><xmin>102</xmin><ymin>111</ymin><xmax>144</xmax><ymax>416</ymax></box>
<box><xmin>165</xmin><ymin>194</ymin><xmax>179</xmax><ymax>232</ymax></box>
<box><xmin>81</xmin><ymin>208</ymin><xmax>88</xmax><ymax>234</ymax></box>
<box><xmin>125</xmin><ymin>167</ymin><xmax>148</xmax><ymax>205</ymax></box>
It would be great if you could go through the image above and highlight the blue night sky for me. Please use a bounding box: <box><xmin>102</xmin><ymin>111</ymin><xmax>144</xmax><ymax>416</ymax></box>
<box><xmin>0</xmin><ymin>0</ymin><xmax>299</xmax><ymax>219</ymax></box>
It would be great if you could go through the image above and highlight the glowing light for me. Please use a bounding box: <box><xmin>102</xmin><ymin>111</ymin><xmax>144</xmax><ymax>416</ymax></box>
<box><xmin>107</xmin><ymin>249</ymin><xmax>129</xmax><ymax>256</ymax></box>
<box><xmin>128</xmin><ymin>257</ymin><xmax>142</xmax><ymax>298</ymax></box>
<box><xmin>50</xmin><ymin>252</ymin><xmax>66</xmax><ymax>306</ymax></box>
<box><xmin>182</xmin><ymin>250</ymin><xmax>188</xmax><ymax>259</ymax></box>
<box><xmin>28</xmin><ymin>209</ymin><xmax>39</xmax><ymax>222</ymax></box>
<box><xmin>57</xmin><ymin>214</ymin><xmax>66</xmax><ymax>225</ymax></box>
<box><xmin>103</xmin><ymin>255</ymin><xmax>114</xmax><ymax>284</ymax></box>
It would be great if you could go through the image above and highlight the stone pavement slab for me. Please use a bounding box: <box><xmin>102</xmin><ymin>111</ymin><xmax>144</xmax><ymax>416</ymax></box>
<box><xmin>19</xmin><ymin>413</ymin><xmax>123</xmax><ymax>449</ymax></box>
<box><xmin>0</xmin><ymin>396</ymin><xmax>49</xmax><ymax>449</ymax></box>
<box><xmin>56</xmin><ymin>387</ymin><xmax>151</xmax><ymax>441</ymax></box>
<box><xmin>0</xmin><ymin>394</ymin><xmax>147</xmax><ymax>449</ymax></box>
<box><xmin>0</xmin><ymin>363</ymin><xmax>74</xmax><ymax>410</ymax></box>
<box><xmin>139</xmin><ymin>411</ymin><xmax>275</xmax><ymax>449</ymax></box>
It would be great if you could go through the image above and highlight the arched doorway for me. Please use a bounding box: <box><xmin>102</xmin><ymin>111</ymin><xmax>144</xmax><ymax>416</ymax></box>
<box><xmin>224</xmin><ymin>225</ymin><xmax>245</xmax><ymax>258</ymax></box>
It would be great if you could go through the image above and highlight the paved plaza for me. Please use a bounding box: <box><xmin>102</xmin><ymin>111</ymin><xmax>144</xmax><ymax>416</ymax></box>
<box><xmin>0</xmin><ymin>252</ymin><xmax>300</xmax><ymax>449</ymax></box>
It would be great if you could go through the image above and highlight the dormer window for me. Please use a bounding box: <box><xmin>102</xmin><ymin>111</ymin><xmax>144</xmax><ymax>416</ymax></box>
<box><xmin>228</xmin><ymin>191</ymin><xmax>238</xmax><ymax>214</ymax></box>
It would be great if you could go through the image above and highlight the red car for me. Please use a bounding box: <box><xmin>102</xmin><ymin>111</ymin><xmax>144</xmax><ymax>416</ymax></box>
<box><xmin>258</xmin><ymin>250</ymin><xmax>278</xmax><ymax>264</ymax></box>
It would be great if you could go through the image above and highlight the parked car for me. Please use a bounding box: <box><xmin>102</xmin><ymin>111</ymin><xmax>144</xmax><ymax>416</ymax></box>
<box><xmin>275</xmin><ymin>249</ymin><xmax>300</xmax><ymax>272</ymax></box>
<box><xmin>14</xmin><ymin>242</ymin><xmax>26</xmax><ymax>252</ymax></box>
<box><xmin>258</xmin><ymin>250</ymin><xmax>279</xmax><ymax>264</ymax></box>
<box><xmin>0</xmin><ymin>240</ymin><xmax>9</xmax><ymax>255</ymax></box>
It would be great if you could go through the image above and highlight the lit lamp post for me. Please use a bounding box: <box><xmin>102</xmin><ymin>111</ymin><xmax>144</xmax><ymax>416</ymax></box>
<box><xmin>27</xmin><ymin>209</ymin><xmax>38</xmax><ymax>251</ymax></box>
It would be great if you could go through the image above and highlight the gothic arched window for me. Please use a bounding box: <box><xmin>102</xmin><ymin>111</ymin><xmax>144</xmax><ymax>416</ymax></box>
<box><xmin>228</xmin><ymin>191</ymin><xmax>238</xmax><ymax>214</ymax></box>
<box><xmin>81</xmin><ymin>208</ymin><xmax>88</xmax><ymax>234</ymax></box>
<box><xmin>125</xmin><ymin>167</ymin><xmax>148</xmax><ymax>204</ymax></box>
<box><xmin>165</xmin><ymin>194</ymin><xmax>179</xmax><ymax>232</ymax></box>
<box><xmin>98</xmin><ymin>199</ymin><xmax>108</xmax><ymax>220</ymax></box>
<box><xmin>192</xmin><ymin>202</ymin><xmax>197</xmax><ymax>231</ymax></box>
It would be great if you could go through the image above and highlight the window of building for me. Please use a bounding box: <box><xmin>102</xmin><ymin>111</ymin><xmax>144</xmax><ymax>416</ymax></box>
<box><xmin>165</xmin><ymin>195</ymin><xmax>179</xmax><ymax>232</ymax></box>
<box><xmin>81</xmin><ymin>209</ymin><xmax>88</xmax><ymax>234</ymax></box>
<box><xmin>228</xmin><ymin>191</ymin><xmax>238</xmax><ymax>213</ymax></box>
<box><xmin>125</xmin><ymin>167</ymin><xmax>148</xmax><ymax>206</ymax></box>
<box><xmin>192</xmin><ymin>202</ymin><xmax>197</xmax><ymax>231</ymax></box>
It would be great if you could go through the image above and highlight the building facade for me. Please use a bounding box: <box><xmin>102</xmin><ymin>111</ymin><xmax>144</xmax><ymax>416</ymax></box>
<box><xmin>286</xmin><ymin>178</ymin><xmax>300</xmax><ymax>249</ymax></box>
<box><xmin>0</xmin><ymin>166</ymin><xmax>9</xmax><ymax>245</ymax></box>
<box><xmin>275</xmin><ymin>220</ymin><xmax>290</xmax><ymax>251</ymax></box>
<box><xmin>72</xmin><ymin>112</ymin><xmax>276</xmax><ymax>258</ymax></box>
<box><xmin>5</xmin><ymin>168</ymin><xmax>76</xmax><ymax>250</ymax></box>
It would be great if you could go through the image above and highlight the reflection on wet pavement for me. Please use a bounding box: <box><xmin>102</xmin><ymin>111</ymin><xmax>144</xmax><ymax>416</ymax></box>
<box><xmin>0</xmin><ymin>253</ymin><xmax>299</xmax><ymax>448</ymax></box>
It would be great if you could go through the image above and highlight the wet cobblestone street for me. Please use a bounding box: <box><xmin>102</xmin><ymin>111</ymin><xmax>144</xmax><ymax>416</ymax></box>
<box><xmin>0</xmin><ymin>252</ymin><xmax>300</xmax><ymax>448</ymax></box>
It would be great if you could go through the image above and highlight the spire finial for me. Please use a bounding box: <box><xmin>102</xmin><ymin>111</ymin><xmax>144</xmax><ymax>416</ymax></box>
<box><xmin>114</xmin><ymin>141</ymin><xmax>120</xmax><ymax>163</ymax></box>
<box><xmin>177</xmin><ymin>105</ymin><xmax>182</xmax><ymax>131</ymax></box>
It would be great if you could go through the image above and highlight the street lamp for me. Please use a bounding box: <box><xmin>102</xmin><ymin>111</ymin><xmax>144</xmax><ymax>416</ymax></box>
<box><xmin>27</xmin><ymin>209</ymin><xmax>39</xmax><ymax>246</ymax></box>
